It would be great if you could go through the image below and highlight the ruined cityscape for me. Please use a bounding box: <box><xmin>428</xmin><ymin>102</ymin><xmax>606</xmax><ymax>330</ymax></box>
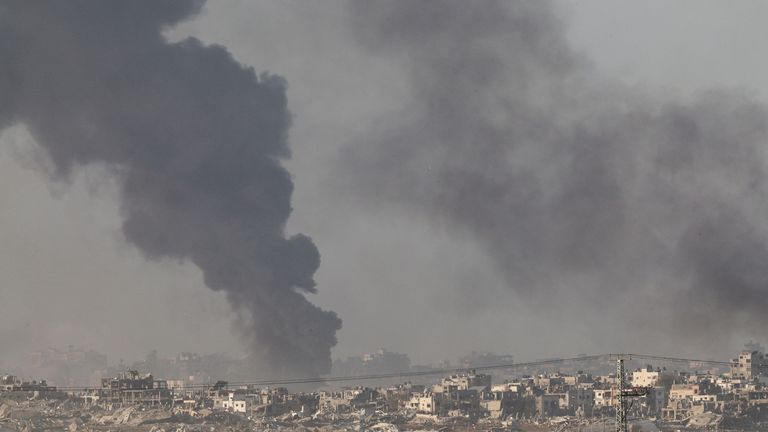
<box><xmin>1</xmin><ymin>343</ymin><xmax>768</xmax><ymax>431</ymax></box>
<box><xmin>4</xmin><ymin>1</ymin><xmax>768</xmax><ymax>432</ymax></box>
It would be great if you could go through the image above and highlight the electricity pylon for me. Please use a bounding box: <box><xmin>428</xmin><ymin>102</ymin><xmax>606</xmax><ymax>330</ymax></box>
<box><xmin>615</xmin><ymin>355</ymin><xmax>651</xmax><ymax>432</ymax></box>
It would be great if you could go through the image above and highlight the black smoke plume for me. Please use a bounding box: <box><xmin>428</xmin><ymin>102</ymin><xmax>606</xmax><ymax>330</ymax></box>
<box><xmin>0</xmin><ymin>0</ymin><xmax>340</xmax><ymax>376</ymax></box>
<box><xmin>344</xmin><ymin>1</ymin><xmax>768</xmax><ymax>343</ymax></box>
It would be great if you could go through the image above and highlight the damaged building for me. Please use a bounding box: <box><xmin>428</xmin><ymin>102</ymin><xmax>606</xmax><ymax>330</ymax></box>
<box><xmin>87</xmin><ymin>371</ymin><xmax>171</xmax><ymax>407</ymax></box>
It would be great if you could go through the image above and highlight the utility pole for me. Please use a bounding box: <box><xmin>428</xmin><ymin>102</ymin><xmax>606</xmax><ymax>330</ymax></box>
<box><xmin>615</xmin><ymin>354</ymin><xmax>651</xmax><ymax>432</ymax></box>
<box><xmin>616</xmin><ymin>356</ymin><xmax>627</xmax><ymax>432</ymax></box>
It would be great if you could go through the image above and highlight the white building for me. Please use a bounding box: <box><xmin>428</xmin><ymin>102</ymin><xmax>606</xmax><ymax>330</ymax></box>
<box><xmin>408</xmin><ymin>394</ymin><xmax>441</xmax><ymax>414</ymax></box>
<box><xmin>595</xmin><ymin>389</ymin><xmax>615</xmax><ymax>407</ymax></box>
<box><xmin>215</xmin><ymin>391</ymin><xmax>248</xmax><ymax>414</ymax></box>
<box><xmin>631</xmin><ymin>368</ymin><xmax>660</xmax><ymax>387</ymax></box>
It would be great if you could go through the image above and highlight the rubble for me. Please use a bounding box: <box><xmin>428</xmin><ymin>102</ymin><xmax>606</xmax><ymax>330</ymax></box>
<box><xmin>1</xmin><ymin>348</ymin><xmax>768</xmax><ymax>431</ymax></box>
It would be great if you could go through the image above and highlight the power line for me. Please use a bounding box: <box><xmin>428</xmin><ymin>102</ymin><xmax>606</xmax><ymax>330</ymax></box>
<box><xmin>627</xmin><ymin>353</ymin><xmax>731</xmax><ymax>366</ymax></box>
<box><xmin>224</xmin><ymin>354</ymin><xmax>610</xmax><ymax>387</ymax></box>
<box><xmin>13</xmin><ymin>352</ymin><xmax>732</xmax><ymax>393</ymax></box>
<box><xmin>31</xmin><ymin>355</ymin><xmax>604</xmax><ymax>392</ymax></box>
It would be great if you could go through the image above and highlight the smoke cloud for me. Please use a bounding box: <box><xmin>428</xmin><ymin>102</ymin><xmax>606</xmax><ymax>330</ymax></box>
<box><xmin>0</xmin><ymin>0</ymin><xmax>340</xmax><ymax>376</ymax></box>
<box><xmin>344</xmin><ymin>1</ymin><xmax>768</xmax><ymax>341</ymax></box>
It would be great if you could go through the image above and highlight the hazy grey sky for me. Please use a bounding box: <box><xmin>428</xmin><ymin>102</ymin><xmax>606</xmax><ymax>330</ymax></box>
<box><xmin>2</xmin><ymin>1</ymin><xmax>768</xmax><ymax>370</ymax></box>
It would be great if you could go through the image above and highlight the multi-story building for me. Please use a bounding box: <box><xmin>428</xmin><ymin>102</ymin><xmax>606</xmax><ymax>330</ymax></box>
<box><xmin>535</xmin><ymin>394</ymin><xmax>563</xmax><ymax>417</ymax></box>
<box><xmin>647</xmin><ymin>386</ymin><xmax>667</xmax><ymax>415</ymax></box>
<box><xmin>594</xmin><ymin>389</ymin><xmax>615</xmax><ymax>407</ymax></box>
<box><xmin>218</xmin><ymin>391</ymin><xmax>248</xmax><ymax>414</ymax></box>
<box><xmin>566</xmin><ymin>387</ymin><xmax>595</xmax><ymax>416</ymax></box>
<box><xmin>435</xmin><ymin>371</ymin><xmax>492</xmax><ymax>392</ymax></box>
<box><xmin>408</xmin><ymin>393</ymin><xmax>442</xmax><ymax>414</ymax></box>
<box><xmin>631</xmin><ymin>367</ymin><xmax>660</xmax><ymax>387</ymax></box>
<box><xmin>98</xmin><ymin>371</ymin><xmax>171</xmax><ymax>406</ymax></box>
<box><xmin>668</xmin><ymin>383</ymin><xmax>701</xmax><ymax>401</ymax></box>
<box><xmin>731</xmin><ymin>351</ymin><xmax>767</xmax><ymax>379</ymax></box>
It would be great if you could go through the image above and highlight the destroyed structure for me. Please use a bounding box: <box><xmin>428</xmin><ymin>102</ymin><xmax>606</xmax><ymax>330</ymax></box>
<box><xmin>87</xmin><ymin>371</ymin><xmax>172</xmax><ymax>407</ymax></box>
<box><xmin>1</xmin><ymin>375</ymin><xmax>56</xmax><ymax>393</ymax></box>
<box><xmin>2</xmin><ymin>348</ymin><xmax>768</xmax><ymax>431</ymax></box>
<box><xmin>331</xmin><ymin>348</ymin><xmax>411</xmax><ymax>378</ymax></box>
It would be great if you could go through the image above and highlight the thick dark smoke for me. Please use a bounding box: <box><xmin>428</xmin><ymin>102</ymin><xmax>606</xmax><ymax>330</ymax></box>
<box><xmin>344</xmin><ymin>1</ymin><xmax>768</xmax><ymax>341</ymax></box>
<box><xmin>0</xmin><ymin>1</ymin><xmax>340</xmax><ymax>376</ymax></box>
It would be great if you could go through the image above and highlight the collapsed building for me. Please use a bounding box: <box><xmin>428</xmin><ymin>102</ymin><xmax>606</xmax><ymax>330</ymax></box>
<box><xmin>210</xmin><ymin>386</ymin><xmax>317</xmax><ymax>417</ymax></box>
<box><xmin>84</xmin><ymin>371</ymin><xmax>171</xmax><ymax>407</ymax></box>
<box><xmin>0</xmin><ymin>375</ymin><xmax>56</xmax><ymax>393</ymax></box>
<box><xmin>406</xmin><ymin>371</ymin><xmax>492</xmax><ymax>418</ymax></box>
<box><xmin>2</xmin><ymin>347</ymin><xmax>765</xmax><ymax>431</ymax></box>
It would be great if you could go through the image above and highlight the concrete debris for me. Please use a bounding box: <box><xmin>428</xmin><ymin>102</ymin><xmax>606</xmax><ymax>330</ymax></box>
<box><xmin>2</xmin><ymin>348</ymin><xmax>768</xmax><ymax>431</ymax></box>
<box><xmin>369</xmin><ymin>421</ymin><xmax>399</xmax><ymax>432</ymax></box>
<box><xmin>687</xmin><ymin>411</ymin><xmax>724</xmax><ymax>428</ymax></box>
